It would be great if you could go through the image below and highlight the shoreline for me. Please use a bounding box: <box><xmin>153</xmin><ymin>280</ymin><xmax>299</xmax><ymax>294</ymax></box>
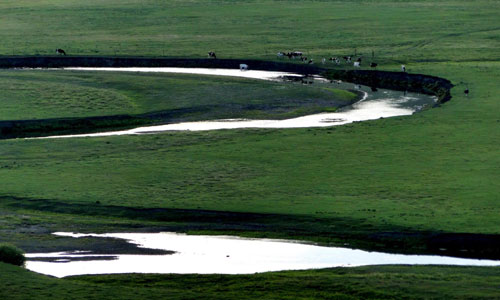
<box><xmin>0</xmin><ymin>56</ymin><xmax>453</xmax><ymax>103</ymax></box>
<box><xmin>0</xmin><ymin>56</ymin><xmax>450</xmax><ymax>139</ymax></box>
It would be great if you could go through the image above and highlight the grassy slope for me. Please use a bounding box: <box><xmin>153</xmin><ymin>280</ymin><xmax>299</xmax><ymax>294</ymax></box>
<box><xmin>0</xmin><ymin>0</ymin><xmax>498</xmax><ymax>64</ymax></box>
<box><xmin>2</xmin><ymin>262</ymin><xmax>500</xmax><ymax>299</ymax></box>
<box><xmin>0</xmin><ymin>70</ymin><xmax>356</xmax><ymax>121</ymax></box>
<box><xmin>0</xmin><ymin>64</ymin><xmax>497</xmax><ymax>236</ymax></box>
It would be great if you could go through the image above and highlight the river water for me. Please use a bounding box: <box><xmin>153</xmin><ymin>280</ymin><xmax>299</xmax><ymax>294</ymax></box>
<box><xmin>25</xmin><ymin>232</ymin><xmax>500</xmax><ymax>278</ymax></box>
<box><xmin>22</xmin><ymin>68</ymin><xmax>453</xmax><ymax>278</ymax></box>
<box><xmin>32</xmin><ymin>67</ymin><xmax>436</xmax><ymax>139</ymax></box>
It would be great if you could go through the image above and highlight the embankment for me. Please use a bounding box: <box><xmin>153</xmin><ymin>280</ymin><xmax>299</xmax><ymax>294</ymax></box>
<box><xmin>0</xmin><ymin>56</ymin><xmax>453</xmax><ymax>139</ymax></box>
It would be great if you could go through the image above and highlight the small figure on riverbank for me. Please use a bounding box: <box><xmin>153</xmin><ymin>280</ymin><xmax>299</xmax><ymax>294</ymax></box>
<box><xmin>208</xmin><ymin>51</ymin><xmax>216</xmax><ymax>59</ymax></box>
<box><xmin>55</xmin><ymin>48</ymin><xmax>66</xmax><ymax>55</ymax></box>
<box><xmin>401</xmin><ymin>65</ymin><xmax>406</xmax><ymax>72</ymax></box>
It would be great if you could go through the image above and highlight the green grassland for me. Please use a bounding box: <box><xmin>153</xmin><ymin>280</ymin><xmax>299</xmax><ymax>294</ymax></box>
<box><xmin>0</xmin><ymin>0</ymin><xmax>499</xmax><ymax>299</ymax></box>
<box><xmin>0</xmin><ymin>70</ymin><xmax>356</xmax><ymax>121</ymax></box>
<box><xmin>3</xmin><ymin>262</ymin><xmax>500</xmax><ymax>299</ymax></box>
<box><xmin>0</xmin><ymin>0</ymin><xmax>498</xmax><ymax>64</ymax></box>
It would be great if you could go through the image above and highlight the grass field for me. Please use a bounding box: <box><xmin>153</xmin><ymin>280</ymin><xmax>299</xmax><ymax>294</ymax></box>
<box><xmin>3</xmin><ymin>262</ymin><xmax>500</xmax><ymax>299</ymax></box>
<box><xmin>0</xmin><ymin>0</ymin><xmax>499</xmax><ymax>298</ymax></box>
<box><xmin>0</xmin><ymin>70</ymin><xmax>357</xmax><ymax>121</ymax></box>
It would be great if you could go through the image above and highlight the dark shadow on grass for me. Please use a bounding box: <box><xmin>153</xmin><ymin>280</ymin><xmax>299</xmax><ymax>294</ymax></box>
<box><xmin>3</xmin><ymin>196</ymin><xmax>500</xmax><ymax>260</ymax></box>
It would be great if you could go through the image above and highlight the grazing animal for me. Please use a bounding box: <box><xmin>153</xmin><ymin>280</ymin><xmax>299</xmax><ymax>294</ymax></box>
<box><xmin>329</xmin><ymin>57</ymin><xmax>341</xmax><ymax>64</ymax></box>
<box><xmin>55</xmin><ymin>48</ymin><xmax>66</xmax><ymax>55</ymax></box>
<box><xmin>239</xmin><ymin>64</ymin><xmax>248</xmax><ymax>71</ymax></box>
<box><xmin>353</xmin><ymin>61</ymin><xmax>360</xmax><ymax>67</ymax></box>
<box><xmin>321</xmin><ymin>58</ymin><xmax>326</xmax><ymax>64</ymax></box>
<box><xmin>464</xmin><ymin>88</ymin><xmax>469</xmax><ymax>96</ymax></box>
<box><xmin>356</xmin><ymin>57</ymin><xmax>362</xmax><ymax>63</ymax></box>
<box><xmin>308</xmin><ymin>59</ymin><xmax>314</xmax><ymax>64</ymax></box>
<box><xmin>343</xmin><ymin>56</ymin><xmax>351</xmax><ymax>62</ymax></box>
<box><xmin>370</xmin><ymin>62</ymin><xmax>378</xmax><ymax>68</ymax></box>
<box><xmin>286</xmin><ymin>51</ymin><xmax>303</xmax><ymax>59</ymax></box>
<box><xmin>277</xmin><ymin>52</ymin><xmax>285</xmax><ymax>58</ymax></box>
<box><xmin>401</xmin><ymin>65</ymin><xmax>406</xmax><ymax>72</ymax></box>
<box><xmin>208</xmin><ymin>51</ymin><xmax>216</xmax><ymax>59</ymax></box>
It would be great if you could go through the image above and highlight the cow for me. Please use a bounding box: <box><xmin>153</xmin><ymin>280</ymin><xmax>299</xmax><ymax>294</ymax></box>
<box><xmin>277</xmin><ymin>52</ymin><xmax>285</xmax><ymax>58</ymax></box>
<box><xmin>239</xmin><ymin>64</ymin><xmax>248</xmax><ymax>71</ymax></box>
<box><xmin>55</xmin><ymin>48</ymin><xmax>66</xmax><ymax>55</ymax></box>
<box><xmin>208</xmin><ymin>51</ymin><xmax>216</xmax><ymax>59</ymax></box>
<box><xmin>329</xmin><ymin>57</ymin><xmax>341</xmax><ymax>64</ymax></box>
<box><xmin>353</xmin><ymin>61</ymin><xmax>360</xmax><ymax>67</ymax></box>
<box><xmin>401</xmin><ymin>65</ymin><xmax>406</xmax><ymax>72</ymax></box>
<box><xmin>343</xmin><ymin>56</ymin><xmax>351</xmax><ymax>62</ymax></box>
<box><xmin>321</xmin><ymin>58</ymin><xmax>326</xmax><ymax>64</ymax></box>
<box><xmin>464</xmin><ymin>88</ymin><xmax>469</xmax><ymax>96</ymax></box>
<box><xmin>308</xmin><ymin>59</ymin><xmax>314</xmax><ymax>64</ymax></box>
<box><xmin>370</xmin><ymin>62</ymin><xmax>378</xmax><ymax>68</ymax></box>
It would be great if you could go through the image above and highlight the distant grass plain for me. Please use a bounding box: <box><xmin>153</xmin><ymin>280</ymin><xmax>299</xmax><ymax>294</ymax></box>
<box><xmin>0</xmin><ymin>0</ymin><xmax>499</xmax><ymax>299</ymax></box>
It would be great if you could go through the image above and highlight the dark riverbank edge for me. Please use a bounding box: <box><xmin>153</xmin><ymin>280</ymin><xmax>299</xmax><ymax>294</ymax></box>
<box><xmin>0</xmin><ymin>56</ymin><xmax>453</xmax><ymax>103</ymax></box>
<box><xmin>0</xmin><ymin>56</ymin><xmax>452</xmax><ymax>139</ymax></box>
<box><xmin>3</xmin><ymin>195</ymin><xmax>500</xmax><ymax>260</ymax></box>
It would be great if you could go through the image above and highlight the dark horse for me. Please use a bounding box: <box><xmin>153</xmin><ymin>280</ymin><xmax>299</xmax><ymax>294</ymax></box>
<box><xmin>55</xmin><ymin>48</ymin><xmax>66</xmax><ymax>55</ymax></box>
<box><xmin>208</xmin><ymin>51</ymin><xmax>216</xmax><ymax>59</ymax></box>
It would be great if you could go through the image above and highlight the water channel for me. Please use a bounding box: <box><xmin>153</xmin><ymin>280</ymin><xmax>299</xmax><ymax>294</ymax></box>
<box><xmin>33</xmin><ymin>67</ymin><xmax>437</xmax><ymax>138</ymax></box>
<box><xmin>22</xmin><ymin>68</ymin><xmax>457</xmax><ymax>278</ymax></box>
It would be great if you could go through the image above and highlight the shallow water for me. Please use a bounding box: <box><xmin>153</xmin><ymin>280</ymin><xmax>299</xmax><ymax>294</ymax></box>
<box><xmin>63</xmin><ymin>67</ymin><xmax>301</xmax><ymax>81</ymax></box>
<box><xmin>31</xmin><ymin>67</ymin><xmax>436</xmax><ymax>139</ymax></box>
<box><xmin>25</xmin><ymin>232</ymin><xmax>500</xmax><ymax>278</ymax></box>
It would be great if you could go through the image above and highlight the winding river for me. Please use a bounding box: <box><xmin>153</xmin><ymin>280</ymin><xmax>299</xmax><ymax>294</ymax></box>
<box><xmin>33</xmin><ymin>67</ymin><xmax>436</xmax><ymax>139</ymax></box>
<box><xmin>22</xmin><ymin>68</ymin><xmax>452</xmax><ymax>278</ymax></box>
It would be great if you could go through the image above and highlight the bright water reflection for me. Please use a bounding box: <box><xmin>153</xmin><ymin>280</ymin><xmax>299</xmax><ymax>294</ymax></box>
<box><xmin>26</xmin><ymin>232</ymin><xmax>500</xmax><ymax>278</ymax></box>
<box><xmin>32</xmin><ymin>67</ymin><xmax>436</xmax><ymax>139</ymax></box>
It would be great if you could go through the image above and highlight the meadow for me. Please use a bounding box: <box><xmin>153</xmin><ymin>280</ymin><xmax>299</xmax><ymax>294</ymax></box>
<box><xmin>0</xmin><ymin>0</ymin><xmax>499</xmax><ymax>299</ymax></box>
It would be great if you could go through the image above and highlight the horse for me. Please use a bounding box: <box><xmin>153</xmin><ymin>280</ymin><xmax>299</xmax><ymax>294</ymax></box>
<box><xmin>55</xmin><ymin>48</ymin><xmax>66</xmax><ymax>55</ymax></box>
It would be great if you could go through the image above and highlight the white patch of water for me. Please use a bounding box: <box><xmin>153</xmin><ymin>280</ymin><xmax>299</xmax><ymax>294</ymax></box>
<box><xmin>25</xmin><ymin>232</ymin><xmax>500</xmax><ymax>278</ymax></box>
<box><xmin>63</xmin><ymin>67</ymin><xmax>302</xmax><ymax>81</ymax></box>
<box><xmin>25</xmin><ymin>67</ymin><xmax>436</xmax><ymax>139</ymax></box>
